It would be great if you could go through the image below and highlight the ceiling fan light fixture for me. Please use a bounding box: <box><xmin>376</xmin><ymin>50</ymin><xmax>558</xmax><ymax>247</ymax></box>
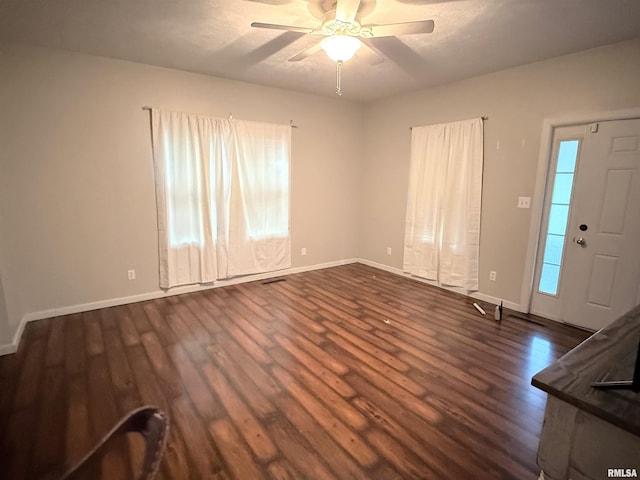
<box><xmin>321</xmin><ymin>35</ymin><xmax>362</xmax><ymax>62</ymax></box>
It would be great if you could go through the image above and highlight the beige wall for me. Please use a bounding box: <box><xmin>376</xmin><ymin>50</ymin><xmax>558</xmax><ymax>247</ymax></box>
<box><xmin>0</xmin><ymin>43</ymin><xmax>363</xmax><ymax>344</ymax></box>
<box><xmin>360</xmin><ymin>38</ymin><xmax>640</xmax><ymax>306</ymax></box>
<box><xmin>2</xmin><ymin>38</ymin><xmax>639</xmax><ymax>346</ymax></box>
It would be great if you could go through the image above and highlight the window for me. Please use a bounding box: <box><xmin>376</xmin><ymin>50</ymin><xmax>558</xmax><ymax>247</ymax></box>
<box><xmin>152</xmin><ymin>109</ymin><xmax>291</xmax><ymax>288</ymax></box>
<box><xmin>538</xmin><ymin>139</ymin><xmax>579</xmax><ymax>295</ymax></box>
<box><xmin>162</xmin><ymin>133</ymin><xmax>213</xmax><ymax>247</ymax></box>
<box><xmin>403</xmin><ymin>118</ymin><xmax>484</xmax><ymax>290</ymax></box>
<box><xmin>232</xmin><ymin>127</ymin><xmax>290</xmax><ymax>241</ymax></box>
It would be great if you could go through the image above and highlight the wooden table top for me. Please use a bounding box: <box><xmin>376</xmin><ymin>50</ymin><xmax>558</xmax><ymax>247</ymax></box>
<box><xmin>532</xmin><ymin>305</ymin><xmax>640</xmax><ymax>437</ymax></box>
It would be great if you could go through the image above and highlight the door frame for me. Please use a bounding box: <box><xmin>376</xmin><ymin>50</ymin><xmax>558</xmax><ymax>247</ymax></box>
<box><xmin>520</xmin><ymin>107</ymin><xmax>640</xmax><ymax>316</ymax></box>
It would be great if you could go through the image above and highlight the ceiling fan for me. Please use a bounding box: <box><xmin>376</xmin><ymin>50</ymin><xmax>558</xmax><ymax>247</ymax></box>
<box><xmin>251</xmin><ymin>0</ymin><xmax>435</xmax><ymax>95</ymax></box>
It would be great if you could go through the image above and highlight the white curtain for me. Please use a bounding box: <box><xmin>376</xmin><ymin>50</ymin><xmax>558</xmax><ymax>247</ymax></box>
<box><xmin>152</xmin><ymin>109</ymin><xmax>291</xmax><ymax>289</ymax></box>
<box><xmin>228</xmin><ymin>121</ymin><xmax>291</xmax><ymax>276</ymax></box>
<box><xmin>403</xmin><ymin>118</ymin><xmax>483</xmax><ymax>290</ymax></box>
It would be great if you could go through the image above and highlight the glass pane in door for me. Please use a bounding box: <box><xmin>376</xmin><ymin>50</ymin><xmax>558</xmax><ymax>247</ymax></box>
<box><xmin>538</xmin><ymin>140</ymin><xmax>580</xmax><ymax>295</ymax></box>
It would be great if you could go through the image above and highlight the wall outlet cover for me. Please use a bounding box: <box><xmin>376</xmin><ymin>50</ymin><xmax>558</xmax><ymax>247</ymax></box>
<box><xmin>518</xmin><ymin>196</ymin><xmax>531</xmax><ymax>209</ymax></box>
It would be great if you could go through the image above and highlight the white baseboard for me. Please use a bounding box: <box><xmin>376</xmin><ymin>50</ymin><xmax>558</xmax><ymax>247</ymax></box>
<box><xmin>0</xmin><ymin>339</ymin><xmax>17</xmax><ymax>355</ymax></box>
<box><xmin>1</xmin><ymin>257</ymin><xmax>525</xmax><ymax>356</ymax></box>
<box><xmin>357</xmin><ymin>258</ymin><xmax>521</xmax><ymax>311</ymax></box>
<box><xmin>0</xmin><ymin>258</ymin><xmax>358</xmax><ymax>356</ymax></box>
<box><xmin>0</xmin><ymin>315</ymin><xmax>27</xmax><ymax>355</ymax></box>
<box><xmin>0</xmin><ymin>344</ymin><xmax>16</xmax><ymax>355</ymax></box>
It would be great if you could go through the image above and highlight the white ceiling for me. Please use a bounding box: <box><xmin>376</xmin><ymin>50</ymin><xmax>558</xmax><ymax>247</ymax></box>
<box><xmin>1</xmin><ymin>0</ymin><xmax>640</xmax><ymax>102</ymax></box>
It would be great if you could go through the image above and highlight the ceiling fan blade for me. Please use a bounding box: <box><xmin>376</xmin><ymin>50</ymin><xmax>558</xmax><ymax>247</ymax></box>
<box><xmin>288</xmin><ymin>42</ymin><xmax>324</xmax><ymax>61</ymax></box>
<box><xmin>251</xmin><ymin>21</ymin><xmax>320</xmax><ymax>34</ymax></box>
<box><xmin>357</xmin><ymin>40</ymin><xmax>385</xmax><ymax>65</ymax></box>
<box><xmin>368</xmin><ymin>36</ymin><xmax>431</xmax><ymax>78</ymax></box>
<box><xmin>335</xmin><ymin>0</ymin><xmax>361</xmax><ymax>24</ymax></box>
<box><xmin>242</xmin><ymin>32</ymin><xmax>306</xmax><ymax>66</ymax></box>
<box><xmin>360</xmin><ymin>19</ymin><xmax>434</xmax><ymax>38</ymax></box>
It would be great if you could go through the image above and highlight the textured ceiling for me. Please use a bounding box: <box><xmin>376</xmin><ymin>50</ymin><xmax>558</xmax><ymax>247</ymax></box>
<box><xmin>1</xmin><ymin>0</ymin><xmax>640</xmax><ymax>102</ymax></box>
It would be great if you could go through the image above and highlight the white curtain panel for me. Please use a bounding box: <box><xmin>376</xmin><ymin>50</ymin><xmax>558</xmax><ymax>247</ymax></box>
<box><xmin>403</xmin><ymin>118</ymin><xmax>483</xmax><ymax>291</ymax></box>
<box><xmin>227</xmin><ymin>120</ymin><xmax>291</xmax><ymax>276</ymax></box>
<box><xmin>152</xmin><ymin>109</ymin><xmax>291</xmax><ymax>288</ymax></box>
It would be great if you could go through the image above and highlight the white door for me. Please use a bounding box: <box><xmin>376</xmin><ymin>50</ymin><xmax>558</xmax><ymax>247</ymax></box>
<box><xmin>531</xmin><ymin>119</ymin><xmax>640</xmax><ymax>331</ymax></box>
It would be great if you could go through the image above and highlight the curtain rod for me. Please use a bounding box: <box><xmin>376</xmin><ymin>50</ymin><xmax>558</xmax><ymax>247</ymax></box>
<box><xmin>409</xmin><ymin>116</ymin><xmax>488</xmax><ymax>130</ymax></box>
<box><xmin>141</xmin><ymin>106</ymin><xmax>298</xmax><ymax>128</ymax></box>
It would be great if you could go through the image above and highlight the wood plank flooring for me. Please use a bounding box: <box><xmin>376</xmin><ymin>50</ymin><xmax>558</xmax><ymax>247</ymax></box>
<box><xmin>0</xmin><ymin>263</ymin><xmax>591</xmax><ymax>479</ymax></box>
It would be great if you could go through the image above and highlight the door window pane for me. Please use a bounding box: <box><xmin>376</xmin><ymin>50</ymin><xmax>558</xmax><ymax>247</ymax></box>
<box><xmin>539</xmin><ymin>263</ymin><xmax>561</xmax><ymax>295</ymax></box>
<box><xmin>538</xmin><ymin>139</ymin><xmax>580</xmax><ymax>295</ymax></box>
<box><xmin>543</xmin><ymin>233</ymin><xmax>565</xmax><ymax>266</ymax></box>
<box><xmin>557</xmin><ymin>140</ymin><xmax>579</xmax><ymax>172</ymax></box>
<box><xmin>547</xmin><ymin>204</ymin><xmax>569</xmax><ymax>235</ymax></box>
<box><xmin>551</xmin><ymin>173</ymin><xmax>574</xmax><ymax>204</ymax></box>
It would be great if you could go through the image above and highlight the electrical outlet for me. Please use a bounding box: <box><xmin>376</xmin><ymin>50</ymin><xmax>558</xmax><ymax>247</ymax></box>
<box><xmin>127</xmin><ymin>269</ymin><xmax>136</xmax><ymax>280</ymax></box>
<box><xmin>517</xmin><ymin>196</ymin><xmax>531</xmax><ymax>209</ymax></box>
<box><xmin>386</xmin><ymin>247</ymin><xmax>392</xmax><ymax>255</ymax></box>
<box><xmin>301</xmin><ymin>247</ymin><xmax>307</xmax><ymax>256</ymax></box>
<box><xmin>489</xmin><ymin>271</ymin><xmax>497</xmax><ymax>281</ymax></box>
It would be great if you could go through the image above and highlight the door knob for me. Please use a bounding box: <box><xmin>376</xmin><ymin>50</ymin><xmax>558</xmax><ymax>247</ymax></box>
<box><xmin>576</xmin><ymin>237</ymin><xmax>586</xmax><ymax>247</ymax></box>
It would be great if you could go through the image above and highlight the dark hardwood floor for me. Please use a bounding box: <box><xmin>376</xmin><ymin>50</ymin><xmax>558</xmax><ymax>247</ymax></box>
<box><xmin>0</xmin><ymin>263</ymin><xmax>590</xmax><ymax>479</ymax></box>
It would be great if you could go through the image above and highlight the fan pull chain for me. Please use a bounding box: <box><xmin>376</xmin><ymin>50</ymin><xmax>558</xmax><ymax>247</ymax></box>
<box><xmin>336</xmin><ymin>60</ymin><xmax>343</xmax><ymax>96</ymax></box>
